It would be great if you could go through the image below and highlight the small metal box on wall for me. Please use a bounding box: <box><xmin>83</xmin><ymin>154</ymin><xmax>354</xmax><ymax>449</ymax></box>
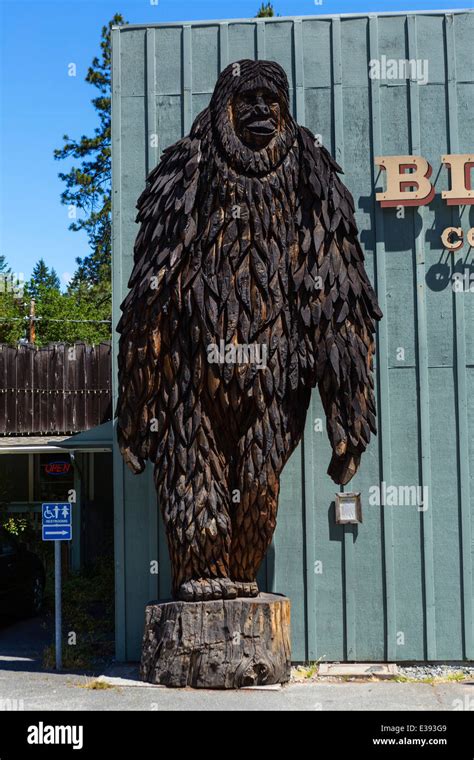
<box><xmin>111</xmin><ymin>11</ymin><xmax>474</xmax><ymax>663</ymax></box>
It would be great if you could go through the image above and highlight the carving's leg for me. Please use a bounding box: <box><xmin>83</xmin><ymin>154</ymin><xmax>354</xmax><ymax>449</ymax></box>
<box><xmin>229</xmin><ymin>425</ymin><xmax>281</xmax><ymax>596</ymax></box>
<box><xmin>154</xmin><ymin>405</ymin><xmax>236</xmax><ymax>601</ymax></box>
<box><xmin>229</xmin><ymin>393</ymin><xmax>309</xmax><ymax>596</ymax></box>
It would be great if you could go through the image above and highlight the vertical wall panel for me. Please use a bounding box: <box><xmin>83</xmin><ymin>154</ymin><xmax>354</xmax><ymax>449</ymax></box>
<box><xmin>343</xmin><ymin>23</ymin><xmax>385</xmax><ymax>662</ymax></box>
<box><xmin>302</xmin><ymin>19</ymin><xmax>332</xmax><ymax>88</ymax></box>
<box><xmin>191</xmin><ymin>26</ymin><xmax>219</xmax><ymax>92</ymax></box>
<box><xmin>445</xmin><ymin>13</ymin><xmax>474</xmax><ymax>659</ymax></box>
<box><xmin>154</xmin><ymin>27</ymin><xmax>183</xmax><ymax>95</ymax></box>
<box><xmin>145</xmin><ymin>24</ymin><xmax>161</xmax><ymax>602</ymax></box>
<box><xmin>407</xmin><ymin>15</ymin><xmax>436</xmax><ymax>659</ymax></box>
<box><xmin>146</xmin><ymin>29</ymin><xmax>158</xmax><ymax>172</ymax></box>
<box><xmin>430</xmin><ymin>369</ymin><xmax>463</xmax><ymax>659</ymax></box>
<box><xmin>270</xmin><ymin>447</ymin><xmax>307</xmax><ymax>661</ymax></box>
<box><xmin>227</xmin><ymin>23</ymin><xmax>256</xmax><ymax>60</ymax></box>
<box><xmin>182</xmin><ymin>25</ymin><xmax>192</xmax><ymax>134</ymax></box>
<box><xmin>111</xmin><ymin>27</ymin><xmax>126</xmax><ymax>661</ymax></box>
<box><xmin>368</xmin><ymin>16</ymin><xmax>397</xmax><ymax>662</ymax></box>
<box><xmin>112</xmin><ymin>12</ymin><xmax>474</xmax><ymax>662</ymax></box>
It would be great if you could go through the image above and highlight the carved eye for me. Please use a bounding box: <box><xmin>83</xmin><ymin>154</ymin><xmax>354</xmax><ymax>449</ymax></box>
<box><xmin>260</xmin><ymin>92</ymin><xmax>279</xmax><ymax>110</ymax></box>
<box><xmin>240</xmin><ymin>92</ymin><xmax>257</xmax><ymax>106</ymax></box>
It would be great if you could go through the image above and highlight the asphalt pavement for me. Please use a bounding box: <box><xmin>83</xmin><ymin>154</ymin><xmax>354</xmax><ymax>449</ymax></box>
<box><xmin>0</xmin><ymin>613</ymin><xmax>52</xmax><ymax>672</ymax></box>
<box><xmin>0</xmin><ymin>667</ymin><xmax>473</xmax><ymax>710</ymax></box>
<box><xmin>1</xmin><ymin>616</ymin><xmax>474</xmax><ymax>711</ymax></box>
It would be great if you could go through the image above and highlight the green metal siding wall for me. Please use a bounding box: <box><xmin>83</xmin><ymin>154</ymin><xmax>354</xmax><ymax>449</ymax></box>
<box><xmin>112</xmin><ymin>11</ymin><xmax>474</xmax><ymax>662</ymax></box>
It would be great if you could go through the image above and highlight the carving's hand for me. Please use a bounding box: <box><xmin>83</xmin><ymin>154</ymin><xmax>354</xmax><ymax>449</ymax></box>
<box><xmin>327</xmin><ymin>448</ymin><xmax>361</xmax><ymax>486</ymax></box>
<box><xmin>122</xmin><ymin>448</ymin><xmax>146</xmax><ymax>475</ymax></box>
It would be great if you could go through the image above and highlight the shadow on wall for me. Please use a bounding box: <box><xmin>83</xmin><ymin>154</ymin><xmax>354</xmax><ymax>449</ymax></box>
<box><xmin>356</xmin><ymin>165</ymin><xmax>474</xmax><ymax>285</ymax></box>
<box><xmin>264</xmin><ymin>501</ymin><xmax>358</xmax><ymax>593</ymax></box>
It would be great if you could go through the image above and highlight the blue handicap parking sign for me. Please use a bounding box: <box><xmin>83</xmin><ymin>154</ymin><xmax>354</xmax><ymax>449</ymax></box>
<box><xmin>42</xmin><ymin>503</ymin><xmax>72</xmax><ymax>541</ymax></box>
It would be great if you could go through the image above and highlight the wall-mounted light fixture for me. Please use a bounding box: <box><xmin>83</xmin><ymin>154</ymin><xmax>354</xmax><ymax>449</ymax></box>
<box><xmin>335</xmin><ymin>492</ymin><xmax>362</xmax><ymax>525</ymax></box>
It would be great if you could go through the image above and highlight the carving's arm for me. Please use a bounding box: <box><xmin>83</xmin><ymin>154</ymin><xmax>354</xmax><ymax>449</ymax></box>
<box><xmin>297</xmin><ymin>128</ymin><xmax>382</xmax><ymax>484</ymax></box>
<box><xmin>116</xmin><ymin>135</ymin><xmax>201</xmax><ymax>473</ymax></box>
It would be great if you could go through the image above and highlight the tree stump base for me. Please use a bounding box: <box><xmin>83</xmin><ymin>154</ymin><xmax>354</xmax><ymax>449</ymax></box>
<box><xmin>140</xmin><ymin>592</ymin><xmax>291</xmax><ymax>689</ymax></box>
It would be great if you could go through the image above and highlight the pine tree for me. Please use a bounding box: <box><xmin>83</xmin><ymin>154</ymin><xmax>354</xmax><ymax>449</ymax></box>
<box><xmin>256</xmin><ymin>2</ymin><xmax>275</xmax><ymax>17</ymax></box>
<box><xmin>18</xmin><ymin>256</ymin><xmax>111</xmax><ymax>345</ymax></box>
<box><xmin>0</xmin><ymin>255</ymin><xmax>25</xmax><ymax>344</ymax></box>
<box><xmin>26</xmin><ymin>259</ymin><xmax>60</xmax><ymax>301</ymax></box>
<box><xmin>0</xmin><ymin>255</ymin><xmax>11</xmax><ymax>274</ymax></box>
<box><xmin>54</xmin><ymin>13</ymin><xmax>127</xmax><ymax>286</ymax></box>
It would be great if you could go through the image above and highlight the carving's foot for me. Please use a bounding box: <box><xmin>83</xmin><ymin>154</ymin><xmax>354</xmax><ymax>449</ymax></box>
<box><xmin>234</xmin><ymin>581</ymin><xmax>259</xmax><ymax>598</ymax></box>
<box><xmin>178</xmin><ymin>577</ymin><xmax>238</xmax><ymax>602</ymax></box>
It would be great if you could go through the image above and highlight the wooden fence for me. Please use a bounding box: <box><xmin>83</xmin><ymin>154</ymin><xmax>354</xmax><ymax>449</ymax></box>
<box><xmin>0</xmin><ymin>342</ymin><xmax>112</xmax><ymax>435</ymax></box>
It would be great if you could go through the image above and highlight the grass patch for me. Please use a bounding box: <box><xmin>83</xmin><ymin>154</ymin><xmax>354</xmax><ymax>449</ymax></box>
<box><xmin>293</xmin><ymin>659</ymin><xmax>323</xmax><ymax>679</ymax></box>
<box><xmin>444</xmin><ymin>672</ymin><xmax>468</xmax><ymax>682</ymax></box>
<box><xmin>395</xmin><ymin>671</ymin><xmax>467</xmax><ymax>684</ymax></box>
<box><xmin>304</xmin><ymin>661</ymin><xmax>320</xmax><ymax>679</ymax></box>
<box><xmin>82</xmin><ymin>679</ymin><xmax>115</xmax><ymax>690</ymax></box>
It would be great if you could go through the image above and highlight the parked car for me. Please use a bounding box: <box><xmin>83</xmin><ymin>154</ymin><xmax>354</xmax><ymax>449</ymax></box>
<box><xmin>0</xmin><ymin>528</ymin><xmax>45</xmax><ymax>616</ymax></box>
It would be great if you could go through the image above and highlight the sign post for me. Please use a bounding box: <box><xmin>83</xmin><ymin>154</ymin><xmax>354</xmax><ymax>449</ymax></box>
<box><xmin>54</xmin><ymin>540</ymin><xmax>62</xmax><ymax>670</ymax></box>
<box><xmin>42</xmin><ymin>503</ymin><xmax>72</xmax><ymax>670</ymax></box>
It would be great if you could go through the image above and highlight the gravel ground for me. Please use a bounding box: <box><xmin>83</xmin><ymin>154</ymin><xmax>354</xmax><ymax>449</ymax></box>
<box><xmin>397</xmin><ymin>664</ymin><xmax>474</xmax><ymax>680</ymax></box>
<box><xmin>291</xmin><ymin>663</ymin><xmax>474</xmax><ymax>683</ymax></box>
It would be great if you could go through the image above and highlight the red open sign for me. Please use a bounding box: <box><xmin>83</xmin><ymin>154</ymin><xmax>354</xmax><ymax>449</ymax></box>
<box><xmin>44</xmin><ymin>461</ymin><xmax>71</xmax><ymax>476</ymax></box>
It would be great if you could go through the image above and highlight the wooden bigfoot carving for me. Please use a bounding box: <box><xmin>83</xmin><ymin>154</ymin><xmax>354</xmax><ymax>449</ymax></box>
<box><xmin>116</xmin><ymin>60</ymin><xmax>382</xmax><ymax>602</ymax></box>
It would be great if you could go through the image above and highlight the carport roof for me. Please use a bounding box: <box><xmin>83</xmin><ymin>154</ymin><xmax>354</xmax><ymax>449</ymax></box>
<box><xmin>0</xmin><ymin>435</ymin><xmax>70</xmax><ymax>453</ymax></box>
<box><xmin>0</xmin><ymin>421</ymin><xmax>113</xmax><ymax>453</ymax></box>
<box><xmin>58</xmin><ymin>420</ymin><xmax>113</xmax><ymax>451</ymax></box>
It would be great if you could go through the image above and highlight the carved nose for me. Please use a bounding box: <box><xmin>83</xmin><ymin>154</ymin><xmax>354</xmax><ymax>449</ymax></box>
<box><xmin>255</xmin><ymin>97</ymin><xmax>270</xmax><ymax>116</ymax></box>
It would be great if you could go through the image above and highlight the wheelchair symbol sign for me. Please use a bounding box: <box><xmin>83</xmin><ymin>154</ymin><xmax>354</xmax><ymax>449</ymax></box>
<box><xmin>42</xmin><ymin>503</ymin><xmax>72</xmax><ymax>541</ymax></box>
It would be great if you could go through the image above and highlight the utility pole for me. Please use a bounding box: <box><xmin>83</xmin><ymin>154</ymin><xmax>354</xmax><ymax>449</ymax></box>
<box><xmin>28</xmin><ymin>299</ymin><xmax>36</xmax><ymax>344</ymax></box>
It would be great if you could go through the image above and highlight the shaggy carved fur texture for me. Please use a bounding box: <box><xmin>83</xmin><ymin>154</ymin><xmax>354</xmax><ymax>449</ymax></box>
<box><xmin>116</xmin><ymin>60</ymin><xmax>382</xmax><ymax>601</ymax></box>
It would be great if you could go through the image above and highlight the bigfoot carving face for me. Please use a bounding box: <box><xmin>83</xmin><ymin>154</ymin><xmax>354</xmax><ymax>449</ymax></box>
<box><xmin>233</xmin><ymin>87</ymin><xmax>281</xmax><ymax>149</ymax></box>
<box><xmin>210</xmin><ymin>59</ymin><xmax>298</xmax><ymax>175</ymax></box>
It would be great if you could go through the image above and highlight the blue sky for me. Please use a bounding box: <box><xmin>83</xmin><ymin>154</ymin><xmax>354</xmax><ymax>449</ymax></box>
<box><xmin>0</xmin><ymin>0</ymin><xmax>470</xmax><ymax>286</ymax></box>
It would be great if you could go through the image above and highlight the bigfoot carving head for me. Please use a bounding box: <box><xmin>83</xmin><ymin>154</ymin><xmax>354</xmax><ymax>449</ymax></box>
<box><xmin>210</xmin><ymin>59</ymin><xmax>297</xmax><ymax>174</ymax></box>
<box><xmin>233</xmin><ymin>87</ymin><xmax>281</xmax><ymax>149</ymax></box>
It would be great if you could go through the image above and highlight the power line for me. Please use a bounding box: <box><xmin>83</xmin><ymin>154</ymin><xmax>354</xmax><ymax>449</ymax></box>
<box><xmin>0</xmin><ymin>317</ymin><xmax>112</xmax><ymax>324</ymax></box>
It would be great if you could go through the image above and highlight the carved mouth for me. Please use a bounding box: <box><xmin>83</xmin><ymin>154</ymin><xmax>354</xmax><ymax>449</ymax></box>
<box><xmin>244</xmin><ymin>118</ymin><xmax>277</xmax><ymax>136</ymax></box>
<box><xmin>248</xmin><ymin>122</ymin><xmax>276</xmax><ymax>136</ymax></box>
